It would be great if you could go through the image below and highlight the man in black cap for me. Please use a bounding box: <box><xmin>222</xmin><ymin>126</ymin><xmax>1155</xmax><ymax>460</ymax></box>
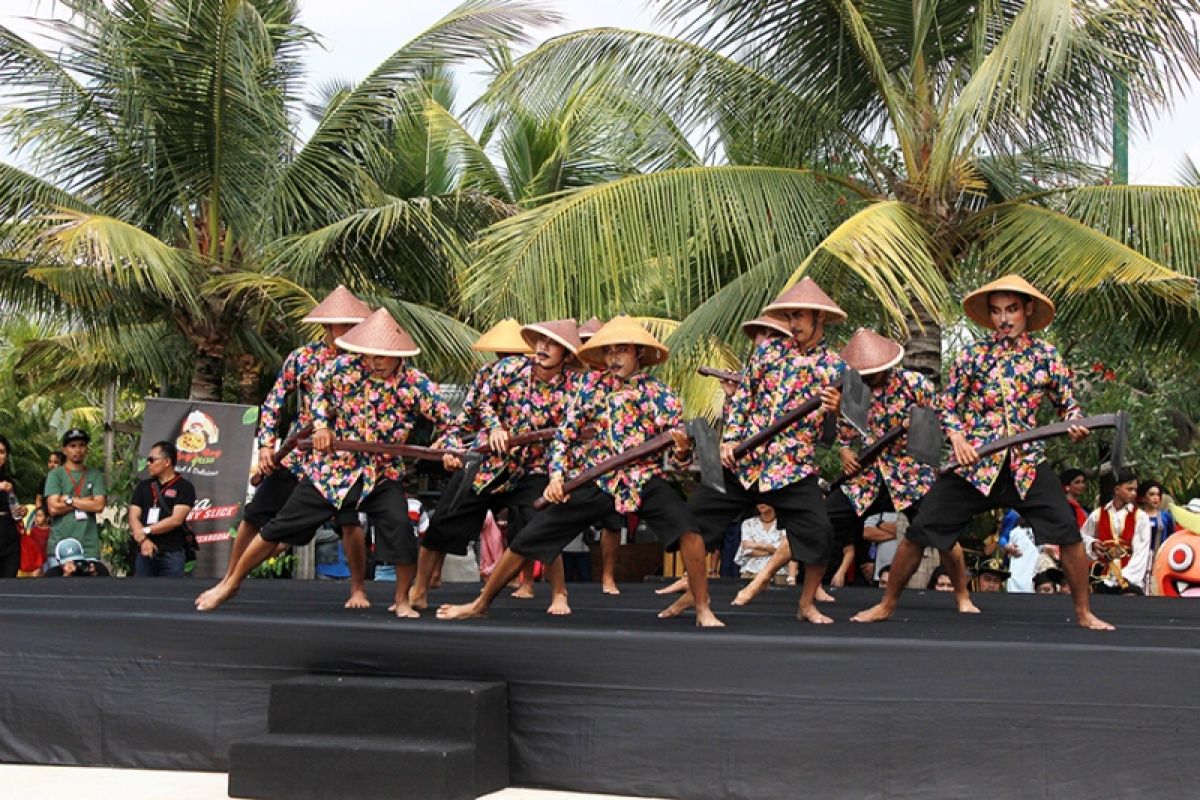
<box><xmin>44</xmin><ymin>428</ymin><xmax>107</xmax><ymax>564</ymax></box>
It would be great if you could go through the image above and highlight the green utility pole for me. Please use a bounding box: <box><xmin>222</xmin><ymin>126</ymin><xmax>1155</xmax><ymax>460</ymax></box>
<box><xmin>1113</xmin><ymin>75</ymin><xmax>1129</xmax><ymax>184</ymax></box>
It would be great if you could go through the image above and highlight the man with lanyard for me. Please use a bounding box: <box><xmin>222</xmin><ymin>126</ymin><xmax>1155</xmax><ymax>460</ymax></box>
<box><xmin>45</xmin><ymin>428</ymin><xmax>106</xmax><ymax>564</ymax></box>
<box><xmin>211</xmin><ymin>286</ymin><xmax>371</xmax><ymax>593</ymax></box>
<box><xmin>852</xmin><ymin>275</ymin><xmax>1114</xmax><ymax>630</ymax></box>
<box><xmin>437</xmin><ymin>317</ymin><xmax>723</xmax><ymax>626</ymax></box>
<box><xmin>197</xmin><ymin>309</ymin><xmax>453</xmax><ymax>616</ymax></box>
<box><xmin>682</xmin><ymin>279</ymin><xmax>844</xmax><ymax>625</ymax></box>
<box><xmin>128</xmin><ymin>440</ymin><xmax>196</xmax><ymax>577</ymax></box>
<box><xmin>411</xmin><ymin>319</ymin><xmax>583</xmax><ymax>615</ymax></box>
<box><xmin>1081</xmin><ymin>469</ymin><xmax>1151</xmax><ymax>594</ymax></box>
<box><xmin>730</xmin><ymin>328</ymin><xmax>973</xmax><ymax>608</ymax></box>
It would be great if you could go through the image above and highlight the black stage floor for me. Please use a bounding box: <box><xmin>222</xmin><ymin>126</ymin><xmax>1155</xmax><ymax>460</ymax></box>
<box><xmin>1</xmin><ymin>578</ymin><xmax>1196</xmax><ymax>799</ymax></box>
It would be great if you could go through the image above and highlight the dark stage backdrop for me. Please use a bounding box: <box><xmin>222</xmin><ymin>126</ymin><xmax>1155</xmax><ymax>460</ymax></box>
<box><xmin>140</xmin><ymin>398</ymin><xmax>258</xmax><ymax>578</ymax></box>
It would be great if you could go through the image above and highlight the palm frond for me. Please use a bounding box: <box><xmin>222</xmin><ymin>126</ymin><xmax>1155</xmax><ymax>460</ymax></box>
<box><xmin>463</xmin><ymin>165</ymin><xmax>852</xmax><ymax>322</ymax></box>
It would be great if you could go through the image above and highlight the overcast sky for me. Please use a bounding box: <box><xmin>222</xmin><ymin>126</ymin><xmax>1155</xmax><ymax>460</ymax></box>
<box><xmin>4</xmin><ymin>0</ymin><xmax>1199</xmax><ymax>183</ymax></box>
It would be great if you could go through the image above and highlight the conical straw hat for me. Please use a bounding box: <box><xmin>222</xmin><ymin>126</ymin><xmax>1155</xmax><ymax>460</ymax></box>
<box><xmin>741</xmin><ymin>315</ymin><xmax>791</xmax><ymax>340</ymax></box>
<box><xmin>578</xmin><ymin>317</ymin><xmax>604</xmax><ymax>341</ymax></box>
<box><xmin>472</xmin><ymin>319</ymin><xmax>532</xmax><ymax>354</ymax></box>
<box><xmin>335</xmin><ymin>309</ymin><xmax>420</xmax><ymax>358</ymax></box>
<box><xmin>521</xmin><ymin>319</ymin><xmax>584</xmax><ymax>356</ymax></box>
<box><xmin>962</xmin><ymin>274</ymin><xmax>1055</xmax><ymax>331</ymax></box>
<box><xmin>576</xmin><ymin>316</ymin><xmax>669</xmax><ymax>369</ymax></box>
<box><xmin>839</xmin><ymin>328</ymin><xmax>905</xmax><ymax>375</ymax></box>
<box><xmin>302</xmin><ymin>285</ymin><xmax>372</xmax><ymax>325</ymax></box>
<box><xmin>762</xmin><ymin>277</ymin><xmax>847</xmax><ymax>323</ymax></box>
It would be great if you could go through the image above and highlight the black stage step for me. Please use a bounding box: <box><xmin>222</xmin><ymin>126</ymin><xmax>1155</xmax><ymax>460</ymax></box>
<box><xmin>229</xmin><ymin>675</ymin><xmax>508</xmax><ymax>800</ymax></box>
<box><xmin>229</xmin><ymin>733</ymin><xmax>475</xmax><ymax>800</ymax></box>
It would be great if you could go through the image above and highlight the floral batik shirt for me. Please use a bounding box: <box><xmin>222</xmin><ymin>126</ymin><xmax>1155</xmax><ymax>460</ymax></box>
<box><xmin>724</xmin><ymin>336</ymin><xmax>845</xmax><ymax>492</ymax></box>
<box><xmin>441</xmin><ymin>357</ymin><xmax>582</xmax><ymax>494</ymax></box>
<box><xmin>439</xmin><ymin>358</ymin><xmax>511</xmax><ymax>452</ymax></box>
<box><xmin>943</xmin><ymin>332</ymin><xmax>1081</xmax><ymax>499</ymax></box>
<box><xmin>256</xmin><ymin>341</ymin><xmax>340</xmax><ymax>478</ymax></box>
<box><xmin>549</xmin><ymin>371</ymin><xmax>682</xmax><ymax>513</ymax></box>
<box><xmin>309</xmin><ymin>354</ymin><xmax>453</xmax><ymax>506</ymax></box>
<box><xmin>837</xmin><ymin>368</ymin><xmax>938</xmax><ymax>515</ymax></box>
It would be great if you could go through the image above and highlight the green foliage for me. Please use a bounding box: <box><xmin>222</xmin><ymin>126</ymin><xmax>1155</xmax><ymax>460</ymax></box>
<box><xmin>249</xmin><ymin>551</ymin><xmax>296</xmax><ymax>579</ymax></box>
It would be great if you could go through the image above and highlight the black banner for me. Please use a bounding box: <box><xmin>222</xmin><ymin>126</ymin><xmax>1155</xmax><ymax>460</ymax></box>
<box><xmin>140</xmin><ymin>399</ymin><xmax>258</xmax><ymax>578</ymax></box>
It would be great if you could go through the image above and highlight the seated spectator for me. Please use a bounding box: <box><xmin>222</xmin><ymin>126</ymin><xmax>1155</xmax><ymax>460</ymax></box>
<box><xmin>975</xmin><ymin>557</ymin><xmax>1008</xmax><ymax>592</ymax></box>
<box><xmin>43</xmin><ymin>537</ymin><xmax>109</xmax><ymax>577</ymax></box>
<box><xmin>877</xmin><ymin>564</ymin><xmax>891</xmax><ymax>589</ymax></box>
<box><xmin>1033</xmin><ymin>570</ymin><xmax>1060</xmax><ymax>594</ymax></box>
<box><xmin>927</xmin><ymin>566</ymin><xmax>953</xmax><ymax>592</ymax></box>
<box><xmin>734</xmin><ymin>504</ymin><xmax>788</xmax><ymax>583</ymax></box>
<box><xmin>1059</xmin><ymin>467</ymin><xmax>1089</xmax><ymax>527</ymax></box>
<box><xmin>864</xmin><ymin>511</ymin><xmax>899</xmax><ymax>583</ymax></box>
<box><xmin>1081</xmin><ymin>470</ymin><xmax>1150</xmax><ymax>594</ymax></box>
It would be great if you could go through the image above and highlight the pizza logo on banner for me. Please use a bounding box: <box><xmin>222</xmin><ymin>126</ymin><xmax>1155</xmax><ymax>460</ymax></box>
<box><xmin>175</xmin><ymin>410</ymin><xmax>223</xmax><ymax>465</ymax></box>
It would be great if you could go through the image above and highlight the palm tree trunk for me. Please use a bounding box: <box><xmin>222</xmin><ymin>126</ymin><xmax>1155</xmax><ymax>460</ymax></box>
<box><xmin>189</xmin><ymin>337</ymin><xmax>225</xmax><ymax>401</ymax></box>
<box><xmin>236</xmin><ymin>354</ymin><xmax>262</xmax><ymax>406</ymax></box>
<box><xmin>903</xmin><ymin>301</ymin><xmax>942</xmax><ymax>385</ymax></box>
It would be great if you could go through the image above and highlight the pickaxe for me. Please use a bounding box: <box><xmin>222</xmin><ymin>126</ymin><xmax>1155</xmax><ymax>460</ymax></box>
<box><xmin>532</xmin><ymin>418</ymin><xmax>724</xmax><ymax>510</ymax></box>
<box><xmin>938</xmin><ymin>411</ymin><xmax>1130</xmax><ymax>477</ymax></box>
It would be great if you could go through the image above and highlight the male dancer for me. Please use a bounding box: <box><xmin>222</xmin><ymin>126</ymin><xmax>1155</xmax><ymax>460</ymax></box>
<box><xmin>437</xmin><ymin>317</ymin><xmax>724</xmax><ymax>626</ymax></box>
<box><xmin>208</xmin><ymin>286</ymin><xmax>370</xmax><ymax>603</ymax></box>
<box><xmin>852</xmin><ymin>275</ymin><xmax>1114</xmax><ymax>630</ymax></box>
<box><xmin>578</xmin><ymin>317</ymin><xmax>628</xmax><ymax>595</ymax></box>
<box><xmin>684</xmin><ymin>278</ymin><xmax>845</xmax><ymax>624</ymax></box>
<box><xmin>418</xmin><ymin>319</ymin><xmax>530</xmax><ymax>594</ymax></box>
<box><xmin>730</xmin><ymin>328</ymin><xmax>973</xmax><ymax>610</ymax></box>
<box><xmin>197</xmin><ymin>310</ymin><xmax>452</xmax><ymax>616</ymax></box>
<box><xmin>657</xmin><ymin>313</ymin><xmax>793</xmax><ymax>596</ymax></box>
<box><xmin>412</xmin><ymin>319</ymin><xmax>583</xmax><ymax>615</ymax></box>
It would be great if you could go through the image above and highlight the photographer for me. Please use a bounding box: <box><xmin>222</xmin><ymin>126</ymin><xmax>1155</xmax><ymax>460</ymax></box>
<box><xmin>128</xmin><ymin>441</ymin><xmax>196</xmax><ymax>577</ymax></box>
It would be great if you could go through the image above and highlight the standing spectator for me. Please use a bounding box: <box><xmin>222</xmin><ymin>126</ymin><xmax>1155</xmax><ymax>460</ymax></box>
<box><xmin>1137</xmin><ymin>480</ymin><xmax>1176</xmax><ymax>554</ymax></box>
<box><xmin>1059</xmin><ymin>468</ymin><xmax>1089</xmax><ymax>528</ymax></box>
<box><xmin>20</xmin><ymin>506</ymin><xmax>51</xmax><ymax>576</ymax></box>
<box><xmin>44</xmin><ymin>429</ymin><xmax>107</xmax><ymax>562</ymax></box>
<box><xmin>998</xmin><ymin>510</ymin><xmax>1037</xmax><ymax>593</ymax></box>
<box><xmin>1081</xmin><ymin>471</ymin><xmax>1150</xmax><ymax>594</ymax></box>
<box><xmin>0</xmin><ymin>435</ymin><xmax>23</xmax><ymax>578</ymax></box>
<box><xmin>128</xmin><ymin>441</ymin><xmax>196</xmax><ymax>577</ymax></box>
<box><xmin>34</xmin><ymin>451</ymin><xmax>66</xmax><ymax>513</ymax></box>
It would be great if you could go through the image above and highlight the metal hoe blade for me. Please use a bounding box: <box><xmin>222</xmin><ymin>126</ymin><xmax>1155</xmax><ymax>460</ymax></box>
<box><xmin>839</xmin><ymin>368</ymin><xmax>872</xmax><ymax>438</ymax></box>
<box><xmin>906</xmin><ymin>406</ymin><xmax>944</xmax><ymax>466</ymax></box>
<box><xmin>686</xmin><ymin>418</ymin><xmax>726</xmax><ymax>494</ymax></box>
<box><xmin>445</xmin><ymin>453</ymin><xmax>484</xmax><ymax>510</ymax></box>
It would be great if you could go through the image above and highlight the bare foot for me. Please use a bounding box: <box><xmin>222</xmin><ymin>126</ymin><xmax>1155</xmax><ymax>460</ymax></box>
<box><xmin>816</xmin><ymin>586</ymin><xmax>836</xmax><ymax>603</ymax></box>
<box><xmin>511</xmin><ymin>583</ymin><xmax>535</xmax><ymax>599</ymax></box>
<box><xmin>436</xmin><ymin>602</ymin><xmax>487</xmax><ymax>620</ymax></box>
<box><xmin>1078</xmin><ymin>612</ymin><xmax>1115</xmax><ymax>631</ymax></box>
<box><xmin>797</xmin><ymin>604</ymin><xmax>833</xmax><ymax>624</ymax></box>
<box><xmin>344</xmin><ymin>589</ymin><xmax>371</xmax><ymax>609</ymax></box>
<box><xmin>731</xmin><ymin>583</ymin><xmax>765</xmax><ymax>606</ymax></box>
<box><xmin>195</xmin><ymin>582</ymin><xmax>238</xmax><ymax>612</ymax></box>
<box><xmin>601</xmin><ymin>579</ymin><xmax>620</xmax><ymax>595</ymax></box>
<box><xmin>655</xmin><ymin>577</ymin><xmax>688</xmax><ymax>595</ymax></box>
<box><xmin>408</xmin><ymin>588</ymin><xmax>427</xmax><ymax>611</ymax></box>
<box><xmin>850</xmin><ymin>603</ymin><xmax>893</xmax><ymax>624</ymax></box>
<box><xmin>695</xmin><ymin>606</ymin><xmax>726</xmax><ymax>627</ymax></box>
<box><xmin>194</xmin><ymin>582</ymin><xmax>224</xmax><ymax>607</ymax></box>
<box><xmin>957</xmin><ymin>596</ymin><xmax>981</xmax><ymax>614</ymax></box>
<box><xmin>658</xmin><ymin>591</ymin><xmax>695</xmax><ymax>619</ymax></box>
<box><xmin>392</xmin><ymin>602</ymin><xmax>420</xmax><ymax>619</ymax></box>
<box><xmin>547</xmin><ymin>594</ymin><xmax>572</xmax><ymax>616</ymax></box>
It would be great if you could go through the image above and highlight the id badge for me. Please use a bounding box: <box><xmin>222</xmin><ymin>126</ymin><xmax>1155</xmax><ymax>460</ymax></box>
<box><xmin>146</xmin><ymin>508</ymin><xmax>161</xmax><ymax>525</ymax></box>
<box><xmin>74</xmin><ymin>509</ymin><xmax>87</xmax><ymax>521</ymax></box>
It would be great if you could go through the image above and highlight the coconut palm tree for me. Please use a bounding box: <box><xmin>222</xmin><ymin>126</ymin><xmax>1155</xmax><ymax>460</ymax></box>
<box><xmin>0</xmin><ymin>0</ymin><xmax>556</xmax><ymax>400</ymax></box>
<box><xmin>462</xmin><ymin>0</ymin><xmax>1200</xmax><ymax>384</ymax></box>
